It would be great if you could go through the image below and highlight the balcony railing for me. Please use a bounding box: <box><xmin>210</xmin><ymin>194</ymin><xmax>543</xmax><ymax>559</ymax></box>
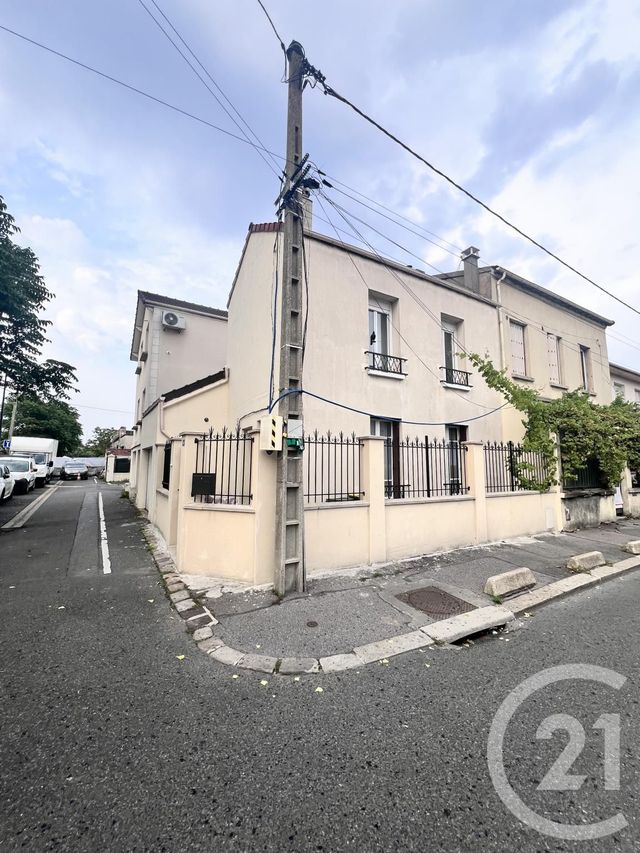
<box><xmin>366</xmin><ymin>351</ymin><xmax>407</xmax><ymax>375</ymax></box>
<box><xmin>440</xmin><ymin>366</ymin><xmax>471</xmax><ymax>387</ymax></box>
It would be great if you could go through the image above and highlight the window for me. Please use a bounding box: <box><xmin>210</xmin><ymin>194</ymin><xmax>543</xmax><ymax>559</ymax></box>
<box><xmin>547</xmin><ymin>334</ymin><xmax>562</xmax><ymax>385</ymax></box>
<box><xmin>161</xmin><ymin>442</ymin><xmax>172</xmax><ymax>489</ymax></box>
<box><xmin>509</xmin><ymin>321</ymin><xmax>527</xmax><ymax>376</ymax></box>
<box><xmin>441</xmin><ymin>319</ymin><xmax>468</xmax><ymax>385</ymax></box>
<box><xmin>613</xmin><ymin>382</ymin><xmax>625</xmax><ymax>400</ymax></box>
<box><xmin>368</xmin><ymin>299</ymin><xmax>391</xmax><ymax>357</ymax></box>
<box><xmin>580</xmin><ymin>346</ymin><xmax>592</xmax><ymax>392</ymax></box>
<box><xmin>635</xmin><ymin>389</ymin><xmax>640</xmax><ymax>404</ymax></box>
<box><xmin>114</xmin><ymin>457</ymin><xmax>130</xmax><ymax>474</ymax></box>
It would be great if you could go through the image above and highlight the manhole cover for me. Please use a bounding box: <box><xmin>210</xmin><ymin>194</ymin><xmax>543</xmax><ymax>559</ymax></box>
<box><xmin>396</xmin><ymin>586</ymin><xmax>475</xmax><ymax>619</ymax></box>
<box><xmin>306</xmin><ymin>620</ymin><xmax>318</xmax><ymax>628</ymax></box>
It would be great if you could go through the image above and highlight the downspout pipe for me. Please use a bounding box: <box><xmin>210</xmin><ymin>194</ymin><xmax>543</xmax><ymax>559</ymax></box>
<box><xmin>493</xmin><ymin>266</ymin><xmax>507</xmax><ymax>372</ymax></box>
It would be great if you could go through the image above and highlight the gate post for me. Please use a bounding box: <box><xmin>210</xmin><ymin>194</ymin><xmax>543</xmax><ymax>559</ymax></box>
<box><xmin>359</xmin><ymin>435</ymin><xmax>387</xmax><ymax>563</ymax></box>
<box><xmin>463</xmin><ymin>442</ymin><xmax>488</xmax><ymax>545</ymax></box>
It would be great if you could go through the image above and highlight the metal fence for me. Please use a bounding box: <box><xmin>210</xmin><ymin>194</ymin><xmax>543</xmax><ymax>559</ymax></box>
<box><xmin>484</xmin><ymin>441</ymin><xmax>548</xmax><ymax>493</ymax></box>
<box><xmin>192</xmin><ymin>428</ymin><xmax>253</xmax><ymax>504</ymax></box>
<box><xmin>304</xmin><ymin>430</ymin><xmax>364</xmax><ymax>503</ymax></box>
<box><xmin>384</xmin><ymin>437</ymin><xmax>468</xmax><ymax>499</ymax></box>
<box><xmin>562</xmin><ymin>456</ymin><xmax>605</xmax><ymax>491</ymax></box>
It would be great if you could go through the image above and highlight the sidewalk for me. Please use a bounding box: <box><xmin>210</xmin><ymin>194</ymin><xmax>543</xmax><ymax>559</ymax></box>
<box><xmin>173</xmin><ymin>519</ymin><xmax>640</xmax><ymax>665</ymax></box>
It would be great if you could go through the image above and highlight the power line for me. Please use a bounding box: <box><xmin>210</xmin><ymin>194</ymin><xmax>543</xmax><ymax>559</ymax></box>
<box><xmin>0</xmin><ymin>24</ymin><xmax>287</xmax><ymax>163</ymax></box>
<box><xmin>315</xmin><ymin>194</ymin><xmax>505</xmax><ymax>412</ymax></box>
<box><xmin>298</xmin><ymin>62</ymin><xmax>640</xmax><ymax>318</ymax></box>
<box><xmin>254</xmin><ymin>0</ymin><xmax>286</xmax><ymax>55</ymax></box>
<box><xmin>137</xmin><ymin>0</ymin><xmax>281</xmax><ymax>178</ymax></box>
<box><xmin>270</xmin><ymin>388</ymin><xmax>509</xmax><ymax>426</ymax></box>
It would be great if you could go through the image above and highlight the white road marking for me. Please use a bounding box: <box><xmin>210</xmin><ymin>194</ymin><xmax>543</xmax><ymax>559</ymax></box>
<box><xmin>1</xmin><ymin>484</ymin><xmax>61</xmax><ymax>530</ymax></box>
<box><xmin>93</xmin><ymin>477</ymin><xmax>97</xmax><ymax>484</ymax></box>
<box><xmin>98</xmin><ymin>492</ymin><xmax>112</xmax><ymax>575</ymax></box>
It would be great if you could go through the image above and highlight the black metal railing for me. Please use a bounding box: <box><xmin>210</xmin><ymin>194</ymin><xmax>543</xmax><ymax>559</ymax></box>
<box><xmin>365</xmin><ymin>351</ymin><xmax>407</xmax><ymax>375</ymax></box>
<box><xmin>562</xmin><ymin>456</ymin><xmax>605</xmax><ymax>491</ymax></box>
<box><xmin>192</xmin><ymin>428</ymin><xmax>253</xmax><ymax>504</ymax></box>
<box><xmin>384</xmin><ymin>437</ymin><xmax>469</xmax><ymax>499</ymax></box>
<box><xmin>304</xmin><ymin>430</ymin><xmax>364</xmax><ymax>503</ymax></box>
<box><xmin>440</xmin><ymin>366</ymin><xmax>471</xmax><ymax>386</ymax></box>
<box><xmin>484</xmin><ymin>441</ymin><xmax>548</xmax><ymax>493</ymax></box>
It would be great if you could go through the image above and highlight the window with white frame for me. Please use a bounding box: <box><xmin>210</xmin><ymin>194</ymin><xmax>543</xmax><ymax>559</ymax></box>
<box><xmin>635</xmin><ymin>389</ymin><xmax>640</xmax><ymax>403</ymax></box>
<box><xmin>580</xmin><ymin>345</ymin><xmax>592</xmax><ymax>392</ymax></box>
<box><xmin>547</xmin><ymin>334</ymin><xmax>562</xmax><ymax>385</ymax></box>
<box><xmin>613</xmin><ymin>382</ymin><xmax>625</xmax><ymax>399</ymax></box>
<box><xmin>368</xmin><ymin>298</ymin><xmax>391</xmax><ymax>356</ymax></box>
<box><xmin>441</xmin><ymin>318</ymin><xmax>467</xmax><ymax>385</ymax></box>
<box><xmin>509</xmin><ymin>320</ymin><xmax>527</xmax><ymax>376</ymax></box>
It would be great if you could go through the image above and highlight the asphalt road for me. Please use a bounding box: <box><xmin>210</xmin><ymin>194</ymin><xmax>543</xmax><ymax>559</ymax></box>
<box><xmin>1</xmin><ymin>480</ymin><xmax>639</xmax><ymax>852</ymax></box>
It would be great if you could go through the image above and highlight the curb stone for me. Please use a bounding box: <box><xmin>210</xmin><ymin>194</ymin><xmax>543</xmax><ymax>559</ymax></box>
<box><xmin>142</xmin><ymin>524</ymin><xmax>640</xmax><ymax>676</ymax></box>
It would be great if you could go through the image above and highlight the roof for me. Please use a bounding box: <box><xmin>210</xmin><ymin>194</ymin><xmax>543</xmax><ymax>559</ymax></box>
<box><xmin>106</xmin><ymin>448</ymin><xmax>131</xmax><ymax>457</ymax></box>
<box><xmin>227</xmin><ymin>221</ymin><xmax>498</xmax><ymax>311</ymax></box>
<box><xmin>439</xmin><ymin>266</ymin><xmax>614</xmax><ymax>327</ymax></box>
<box><xmin>162</xmin><ymin>368</ymin><xmax>227</xmax><ymax>403</ymax></box>
<box><xmin>609</xmin><ymin>362</ymin><xmax>640</xmax><ymax>383</ymax></box>
<box><xmin>227</xmin><ymin>222</ymin><xmax>283</xmax><ymax>308</ymax></box>
<box><xmin>130</xmin><ymin>290</ymin><xmax>228</xmax><ymax>361</ymax></box>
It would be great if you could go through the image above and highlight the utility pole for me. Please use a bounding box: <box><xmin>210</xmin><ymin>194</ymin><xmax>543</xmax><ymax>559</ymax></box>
<box><xmin>274</xmin><ymin>41</ymin><xmax>306</xmax><ymax>596</ymax></box>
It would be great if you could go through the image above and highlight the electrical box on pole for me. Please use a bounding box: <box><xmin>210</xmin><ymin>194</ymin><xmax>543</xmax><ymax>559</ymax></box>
<box><xmin>274</xmin><ymin>41</ymin><xmax>307</xmax><ymax>596</ymax></box>
<box><xmin>259</xmin><ymin>415</ymin><xmax>283</xmax><ymax>452</ymax></box>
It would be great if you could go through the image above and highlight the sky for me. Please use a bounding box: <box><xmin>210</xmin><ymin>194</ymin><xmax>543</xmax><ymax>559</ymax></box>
<box><xmin>1</xmin><ymin>0</ymin><xmax>639</xmax><ymax>438</ymax></box>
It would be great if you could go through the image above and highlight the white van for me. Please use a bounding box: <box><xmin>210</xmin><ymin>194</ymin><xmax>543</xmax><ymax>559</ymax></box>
<box><xmin>9</xmin><ymin>437</ymin><xmax>59</xmax><ymax>487</ymax></box>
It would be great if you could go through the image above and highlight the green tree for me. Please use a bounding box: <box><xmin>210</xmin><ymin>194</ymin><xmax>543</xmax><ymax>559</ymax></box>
<box><xmin>0</xmin><ymin>195</ymin><xmax>77</xmax><ymax>401</ymax></box>
<box><xmin>5</xmin><ymin>395</ymin><xmax>83</xmax><ymax>456</ymax></box>
<box><xmin>468</xmin><ymin>353</ymin><xmax>640</xmax><ymax>491</ymax></box>
<box><xmin>83</xmin><ymin>427</ymin><xmax>119</xmax><ymax>456</ymax></box>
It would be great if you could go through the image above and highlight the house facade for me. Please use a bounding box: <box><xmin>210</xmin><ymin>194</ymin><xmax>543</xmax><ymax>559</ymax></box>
<box><xmin>128</xmin><ymin>219</ymin><xmax>632</xmax><ymax>587</ymax></box>
<box><xmin>128</xmin><ymin>290</ymin><xmax>227</xmax><ymax>516</ymax></box>
<box><xmin>610</xmin><ymin>362</ymin><xmax>640</xmax><ymax>403</ymax></box>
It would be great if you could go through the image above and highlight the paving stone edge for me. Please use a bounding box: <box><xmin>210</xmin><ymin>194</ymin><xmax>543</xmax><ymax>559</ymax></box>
<box><xmin>141</xmin><ymin>525</ymin><xmax>640</xmax><ymax>675</ymax></box>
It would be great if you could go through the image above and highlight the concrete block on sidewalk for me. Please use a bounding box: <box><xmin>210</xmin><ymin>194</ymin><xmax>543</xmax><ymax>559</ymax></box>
<box><xmin>319</xmin><ymin>653</ymin><xmax>361</xmax><ymax>672</ymax></box>
<box><xmin>167</xmin><ymin>582</ymin><xmax>185</xmax><ymax>594</ymax></box>
<box><xmin>567</xmin><ymin>551</ymin><xmax>605</xmax><ymax>572</ymax></box>
<box><xmin>209</xmin><ymin>645</ymin><xmax>245</xmax><ymax>666</ymax></box>
<box><xmin>197</xmin><ymin>636</ymin><xmax>224</xmax><ymax>654</ymax></box>
<box><xmin>484</xmin><ymin>567</ymin><xmax>536</xmax><ymax>598</ymax></box>
<box><xmin>353</xmin><ymin>630</ymin><xmax>434</xmax><ymax>664</ymax></box>
<box><xmin>623</xmin><ymin>540</ymin><xmax>640</xmax><ymax>555</ymax></box>
<box><xmin>169</xmin><ymin>590</ymin><xmax>190</xmax><ymax>603</ymax></box>
<box><xmin>175</xmin><ymin>598</ymin><xmax>196</xmax><ymax>612</ymax></box>
<box><xmin>423</xmin><ymin>605</ymin><xmax>514</xmax><ymax>644</ymax></box>
<box><xmin>193</xmin><ymin>626</ymin><xmax>213</xmax><ymax>642</ymax></box>
<box><xmin>236</xmin><ymin>654</ymin><xmax>278</xmax><ymax>673</ymax></box>
<box><xmin>278</xmin><ymin>657</ymin><xmax>320</xmax><ymax>674</ymax></box>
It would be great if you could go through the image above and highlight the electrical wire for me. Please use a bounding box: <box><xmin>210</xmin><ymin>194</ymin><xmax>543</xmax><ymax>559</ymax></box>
<box><xmin>254</xmin><ymin>0</ymin><xmax>286</xmax><ymax>55</ymax></box>
<box><xmin>314</xmin><ymin>194</ymin><xmax>506</xmax><ymax>411</ymax></box>
<box><xmin>136</xmin><ymin>0</ymin><xmax>282</xmax><ymax>178</ymax></box>
<box><xmin>269</xmin><ymin>388</ymin><xmax>509</xmax><ymax>426</ymax></box>
<box><xmin>305</xmin><ymin>70</ymin><xmax>640</xmax><ymax>318</ymax></box>
<box><xmin>0</xmin><ymin>24</ymin><xmax>288</xmax><ymax>163</ymax></box>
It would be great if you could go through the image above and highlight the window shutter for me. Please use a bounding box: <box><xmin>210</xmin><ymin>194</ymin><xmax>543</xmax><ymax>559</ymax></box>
<box><xmin>510</xmin><ymin>321</ymin><xmax>526</xmax><ymax>375</ymax></box>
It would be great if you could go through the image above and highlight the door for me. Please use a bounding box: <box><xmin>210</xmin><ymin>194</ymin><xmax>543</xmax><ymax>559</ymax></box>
<box><xmin>445</xmin><ymin>425</ymin><xmax>467</xmax><ymax>495</ymax></box>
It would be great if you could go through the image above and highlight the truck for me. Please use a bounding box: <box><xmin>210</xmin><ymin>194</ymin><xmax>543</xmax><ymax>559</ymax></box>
<box><xmin>8</xmin><ymin>437</ymin><xmax>59</xmax><ymax>487</ymax></box>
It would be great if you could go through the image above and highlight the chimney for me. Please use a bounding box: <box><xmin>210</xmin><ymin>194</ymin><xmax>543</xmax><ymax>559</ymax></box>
<box><xmin>461</xmin><ymin>246</ymin><xmax>480</xmax><ymax>293</ymax></box>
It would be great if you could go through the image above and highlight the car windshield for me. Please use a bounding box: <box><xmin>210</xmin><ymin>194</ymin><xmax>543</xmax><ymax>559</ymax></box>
<box><xmin>31</xmin><ymin>453</ymin><xmax>47</xmax><ymax>464</ymax></box>
<box><xmin>1</xmin><ymin>458</ymin><xmax>29</xmax><ymax>472</ymax></box>
<box><xmin>66</xmin><ymin>463</ymin><xmax>86</xmax><ymax>470</ymax></box>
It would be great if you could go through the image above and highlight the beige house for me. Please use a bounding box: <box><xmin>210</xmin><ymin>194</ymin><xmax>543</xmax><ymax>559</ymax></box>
<box><xmin>610</xmin><ymin>362</ymin><xmax>640</xmax><ymax>403</ymax></box>
<box><xmin>129</xmin><ymin>291</ymin><xmax>227</xmax><ymax>515</ymax></box>
<box><xmin>129</xmin><ymin>220</ymin><xmax>631</xmax><ymax>587</ymax></box>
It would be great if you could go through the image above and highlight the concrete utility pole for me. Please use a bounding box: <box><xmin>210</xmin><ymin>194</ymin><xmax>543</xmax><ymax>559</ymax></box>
<box><xmin>275</xmin><ymin>41</ymin><xmax>306</xmax><ymax>596</ymax></box>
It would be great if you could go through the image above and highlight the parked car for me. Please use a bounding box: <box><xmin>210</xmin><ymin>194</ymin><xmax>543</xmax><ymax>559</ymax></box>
<box><xmin>0</xmin><ymin>464</ymin><xmax>15</xmax><ymax>501</ymax></box>
<box><xmin>61</xmin><ymin>461</ymin><xmax>89</xmax><ymax>481</ymax></box>
<box><xmin>0</xmin><ymin>456</ymin><xmax>36</xmax><ymax>494</ymax></box>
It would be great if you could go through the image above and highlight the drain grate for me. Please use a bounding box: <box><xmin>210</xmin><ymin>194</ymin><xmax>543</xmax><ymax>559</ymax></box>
<box><xmin>396</xmin><ymin>586</ymin><xmax>475</xmax><ymax>619</ymax></box>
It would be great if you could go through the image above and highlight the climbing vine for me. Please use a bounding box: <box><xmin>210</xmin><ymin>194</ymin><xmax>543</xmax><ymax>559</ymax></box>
<box><xmin>468</xmin><ymin>353</ymin><xmax>640</xmax><ymax>492</ymax></box>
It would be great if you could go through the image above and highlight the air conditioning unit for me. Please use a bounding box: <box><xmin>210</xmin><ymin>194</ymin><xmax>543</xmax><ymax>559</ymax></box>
<box><xmin>161</xmin><ymin>310</ymin><xmax>186</xmax><ymax>331</ymax></box>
